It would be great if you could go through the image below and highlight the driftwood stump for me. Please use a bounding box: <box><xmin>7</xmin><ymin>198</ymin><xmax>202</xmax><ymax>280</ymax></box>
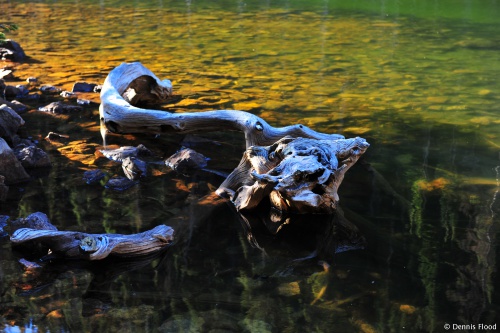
<box><xmin>218</xmin><ymin>136</ymin><xmax>369</xmax><ymax>213</ymax></box>
<box><xmin>99</xmin><ymin>62</ymin><xmax>369</xmax><ymax>214</ymax></box>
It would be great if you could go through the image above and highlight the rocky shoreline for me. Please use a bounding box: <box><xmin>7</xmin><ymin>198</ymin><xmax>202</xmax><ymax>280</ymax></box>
<box><xmin>0</xmin><ymin>40</ymin><xmax>102</xmax><ymax>197</ymax></box>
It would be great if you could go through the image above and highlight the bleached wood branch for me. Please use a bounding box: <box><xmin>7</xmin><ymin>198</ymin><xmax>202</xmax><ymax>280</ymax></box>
<box><xmin>10</xmin><ymin>218</ymin><xmax>173</xmax><ymax>260</ymax></box>
<box><xmin>99</xmin><ymin>62</ymin><xmax>344</xmax><ymax>148</ymax></box>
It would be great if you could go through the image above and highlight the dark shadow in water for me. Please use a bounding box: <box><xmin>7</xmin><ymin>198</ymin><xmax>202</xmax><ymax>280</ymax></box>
<box><xmin>237</xmin><ymin>206</ymin><xmax>366</xmax><ymax>262</ymax></box>
<box><xmin>10</xmin><ymin>248</ymin><xmax>170</xmax><ymax>317</ymax></box>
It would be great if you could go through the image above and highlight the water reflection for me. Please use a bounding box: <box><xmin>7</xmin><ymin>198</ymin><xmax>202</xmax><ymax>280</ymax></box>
<box><xmin>1</xmin><ymin>0</ymin><xmax>500</xmax><ymax>331</ymax></box>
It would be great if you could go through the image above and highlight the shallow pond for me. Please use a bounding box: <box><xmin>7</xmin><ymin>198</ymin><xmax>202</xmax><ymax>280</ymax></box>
<box><xmin>1</xmin><ymin>0</ymin><xmax>500</xmax><ymax>332</ymax></box>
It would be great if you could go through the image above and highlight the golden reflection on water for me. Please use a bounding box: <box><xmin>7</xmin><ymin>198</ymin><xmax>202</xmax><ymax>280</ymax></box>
<box><xmin>1</xmin><ymin>1</ymin><xmax>500</xmax><ymax>332</ymax></box>
<box><xmin>2</xmin><ymin>1</ymin><xmax>500</xmax><ymax>141</ymax></box>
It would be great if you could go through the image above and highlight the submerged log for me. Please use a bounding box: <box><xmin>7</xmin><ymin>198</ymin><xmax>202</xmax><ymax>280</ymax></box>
<box><xmin>10</xmin><ymin>212</ymin><xmax>174</xmax><ymax>260</ymax></box>
<box><xmin>99</xmin><ymin>62</ymin><xmax>344</xmax><ymax>148</ymax></box>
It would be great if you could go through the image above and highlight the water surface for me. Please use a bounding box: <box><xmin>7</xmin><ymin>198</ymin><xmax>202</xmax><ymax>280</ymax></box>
<box><xmin>1</xmin><ymin>0</ymin><xmax>499</xmax><ymax>332</ymax></box>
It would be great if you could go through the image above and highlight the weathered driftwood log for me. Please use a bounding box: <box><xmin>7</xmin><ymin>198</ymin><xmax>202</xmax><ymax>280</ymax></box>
<box><xmin>100</xmin><ymin>62</ymin><xmax>369</xmax><ymax>214</ymax></box>
<box><xmin>99</xmin><ymin>62</ymin><xmax>344</xmax><ymax>148</ymax></box>
<box><xmin>217</xmin><ymin>136</ymin><xmax>369</xmax><ymax>213</ymax></box>
<box><xmin>10</xmin><ymin>212</ymin><xmax>174</xmax><ymax>260</ymax></box>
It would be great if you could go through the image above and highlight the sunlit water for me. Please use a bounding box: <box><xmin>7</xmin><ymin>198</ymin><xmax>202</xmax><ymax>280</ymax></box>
<box><xmin>1</xmin><ymin>0</ymin><xmax>500</xmax><ymax>332</ymax></box>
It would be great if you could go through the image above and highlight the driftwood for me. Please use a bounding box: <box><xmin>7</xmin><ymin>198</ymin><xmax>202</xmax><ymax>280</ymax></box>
<box><xmin>9</xmin><ymin>212</ymin><xmax>173</xmax><ymax>260</ymax></box>
<box><xmin>99</xmin><ymin>62</ymin><xmax>369</xmax><ymax>214</ymax></box>
<box><xmin>218</xmin><ymin>136</ymin><xmax>369</xmax><ymax>213</ymax></box>
<box><xmin>99</xmin><ymin>62</ymin><xmax>344</xmax><ymax>148</ymax></box>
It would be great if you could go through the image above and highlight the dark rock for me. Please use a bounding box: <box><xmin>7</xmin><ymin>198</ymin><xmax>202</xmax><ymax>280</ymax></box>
<box><xmin>122</xmin><ymin>157</ymin><xmax>147</xmax><ymax>180</ymax></box>
<box><xmin>11</xmin><ymin>212</ymin><xmax>57</xmax><ymax>234</ymax></box>
<box><xmin>83</xmin><ymin>169</ymin><xmax>106</xmax><ymax>184</ymax></box>
<box><xmin>19</xmin><ymin>258</ymin><xmax>43</xmax><ymax>270</ymax></box>
<box><xmin>100</xmin><ymin>144</ymin><xmax>152</xmax><ymax>163</ymax></box>
<box><xmin>165</xmin><ymin>147</ymin><xmax>208</xmax><ymax>174</ymax></box>
<box><xmin>60</xmin><ymin>91</ymin><xmax>77</xmax><ymax>99</ymax></box>
<box><xmin>26</xmin><ymin>77</ymin><xmax>38</xmax><ymax>85</ymax></box>
<box><xmin>72</xmin><ymin>82</ymin><xmax>97</xmax><ymax>93</ymax></box>
<box><xmin>0</xmin><ymin>175</ymin><xmax>8</xmax><ymax>201</ymax></box>
<box><xmin>39</xmin><ymin>85</ymin><xmax>61</xmax><ymax>94</ymax></box>
<box><xmin>105</xmin><ymin>176</ymin><xmax>138</xmax><ymax>191</ymax></box>
<box><xmin>76</xmin><ymin>99</ymin><xmax>92</xmax><ymax>106</ymax></box>
<box><xmin>38</xmin><ymin>101</ymin><xmax>83</xmax><ymax>114</ymax></box>
<box><xmin>7</xmin><ymin>100</ymin><xmax>29</xmax><ymax>114</ymax></box>
<box><xmin>0</xmin><ymin>104</ymin><xmax>25</xmax><ymax>142</ymax></box>
<box><xmin>4</xmin><ymin>85</ymin><xmax>19</xmax><ymax>99</ymax></box>
<box><xmin>0</xmin><ymin>40</ymin><xmax>26</xmax><ymax>62</ymax></box>
<box><xmin>0</xmin><ymin>138</ymin><xmax>29</xmax><ymax>184</ymax></box>
<box><xmin>14</xmin><ymin>144</ymin><xmax>51</xmax><ymax>169</ymax></box>
<box><xmin>0</xmin><ymin>215</ymin><xmax>8</xmax><ymax>237</ymax></box>
<box><xmin>12</xmin><ymin>136</ymin><xmax>35</xmax><ymax>147</ymax></box>
<box><xmin>15</xmin><ymin>85</ymin><xmax>29</xmax><ymax>97</ymax></box>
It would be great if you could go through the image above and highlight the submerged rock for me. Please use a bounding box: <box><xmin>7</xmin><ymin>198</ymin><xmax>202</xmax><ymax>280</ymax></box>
<box><xmin>72</xmin><ymin>82</ymin><xmax>97</xmax><ymax>93</ymax></box>
<box><xmin>38</xmin><ymin>101</ymin><xmax>83</xmax><ymax>114</ymax></box>
<box><xmin>83</xmin><ymin>169</ymin><xmax>106</xmax><ymax>184</ymax></box>
<box><xmin>0</xmin><ymin>176</ymin><xmax>8</xmax><ymax>201</ymax></box>
<box><xmin>19</xmin><ymin>258</ymin><xmax>43</xmax><ymax>270</ymax></box>
<box><xmin>60</xmin><ymin>91</ymin><xmax>77</xmax><ymax>99</ymax></box>
<box><xmin>77</xmin><ymin>99</ymin><xmax>92</xmax><ymax>106</ymax></box>
<box><xmin>26</xmin><ymin>77</ymin><xmax>38</xmax><ymax>85</ymax></box>
<box><xmin>0</xmin><ymin>215</ymin><xmax>8</xmax><ymax>237</ymax></box>
<box><xmin>14</xmin><ymin>144</ymin><xmax>51</xmax><ymax>168</ymax></box>
<box><xmin>5</xmin><ymin>100</ymin><xmax>29</xmax><ymax>114</ymax></box>
<box><xmin>100</xmin><ymin>144</ymin><xmax>152</xmax><ymax>163</ymax></box>
<box><xmin>122</xmin><ymin>156</ymin><xmax>147</xmax><ymax>180</ymax></box>
<box><xmin>0</xmin><ymin>104</ymin><xmax>25</xmax><ymax>142</ymax></box>
<box><xmin>165</xmin><ymin>147</ymin><xmax>208</xmax><ymax>174</ymax></box>
<box><xmin>10</xmin><ymin>212</ymin><xmax>56</xmax><ymax>234</ymax></box>
<box><xmin>0</xmin><ymin>40</ymin><xmax>26</xmax><ymax>62</ymax></box>
<box><xmin>39</xmin><ymin>85</ymin><xmax>61</xmax><ymax>94</ymax></box>
<box><xmin>105</xmin><ymin>176</ymin><xmax>138</xmax><ymax>191</ymax></box>
<box><xmin>0</xmin><ymin>138</ymin><xmax>30</xmax><ymax>184</ymax></box>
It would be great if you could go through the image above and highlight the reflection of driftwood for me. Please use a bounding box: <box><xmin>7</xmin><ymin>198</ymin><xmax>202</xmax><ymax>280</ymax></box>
<box><xmin>10</xmin><ymin>212</ymin><xmax>173</xmax><ymax>260</ymax></box>
<box><xmin>218</xmin><ymin>136</ymin><xmax>369</xmax><ymax>213</ymax></box>
<box><xmin>99</xmin><ymin>62</ymin><xmax>344</xmax><ymax>148</ymax></box>
<box><xmin>99</xmin><ymin>63</ymin><xmax>369</xmax><ymax>213</ymax></box>
<box><xmin>237</xmin><ymin>206</ymin><xmax>366</xmax><ymax>260</ymax></box>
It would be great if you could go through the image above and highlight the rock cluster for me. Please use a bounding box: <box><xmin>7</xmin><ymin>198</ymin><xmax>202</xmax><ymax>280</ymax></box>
<box><xmin>0</xmin><ymin>42</ymin><xmax>101</xmax><ymax>199</ymax></box>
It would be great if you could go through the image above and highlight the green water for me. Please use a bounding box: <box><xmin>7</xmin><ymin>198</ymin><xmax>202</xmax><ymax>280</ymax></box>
<box><xmin>1</xmin><ymin>0</ymin><xmax>500</xmax><ymax>332</ymax></box>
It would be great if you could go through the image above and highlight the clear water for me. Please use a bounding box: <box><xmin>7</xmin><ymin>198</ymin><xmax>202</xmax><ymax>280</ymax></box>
<box><xmin>1</xmin><ymin>0</ymin><xmax>499</xmax><ymax>332</ymax></box>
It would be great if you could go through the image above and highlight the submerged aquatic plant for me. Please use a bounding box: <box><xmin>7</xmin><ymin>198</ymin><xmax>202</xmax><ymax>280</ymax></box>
<box><xmin>0</xmin><ymin>23</ymin><xmax>18</xmax><ymax>44</ymax></box>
